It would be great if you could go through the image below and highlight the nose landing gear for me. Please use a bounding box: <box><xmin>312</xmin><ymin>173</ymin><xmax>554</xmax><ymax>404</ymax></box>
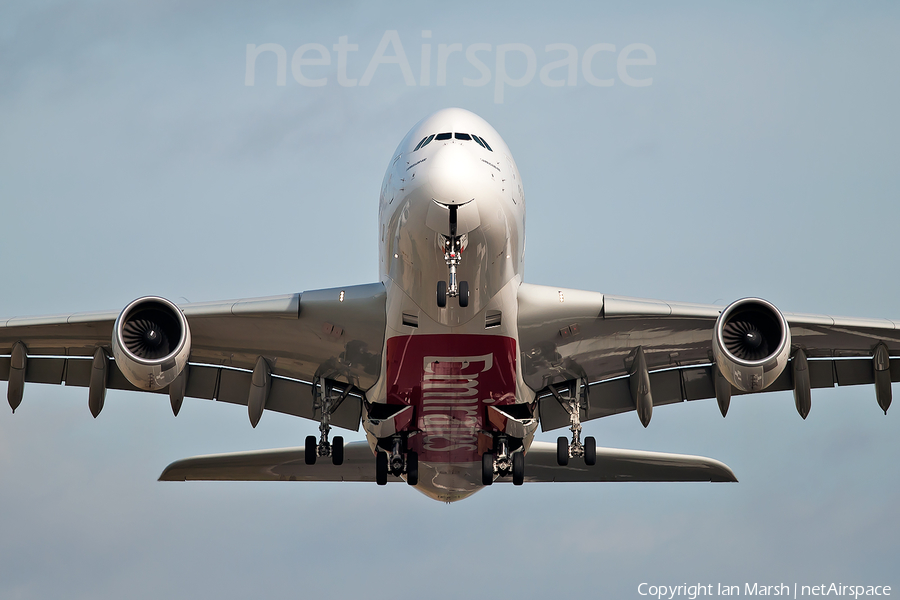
<box><xmin>436</xmin><ymin>204</ymin><xmax>469</xmax><ymax>308</ymax></box>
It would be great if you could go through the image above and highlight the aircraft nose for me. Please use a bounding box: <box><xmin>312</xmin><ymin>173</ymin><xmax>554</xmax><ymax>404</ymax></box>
<box><xmin>423</xmin><ymin>144</ymin><xmax>490</xmax><ymax>206</ymax></box>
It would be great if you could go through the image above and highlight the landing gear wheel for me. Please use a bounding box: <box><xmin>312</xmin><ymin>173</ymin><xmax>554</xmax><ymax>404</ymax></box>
<box><xmin>437</xmin><ymin>281</ymin><xmax>447</xmax><ymax>308</ymax></box>
<box><xmin>459</xmin><ymin>281</ymin><xmax>469</xmax><ymax>307</ymax></box>
<box><xmin>332</xmin><ymin>436</ymin><xmax>344</xmax><ymax>466</ymax></box>
<box><xmin>482</xmin><ymin>452</ymin><xmax>494</xmax><ymax>486</ymax></box>
<box><xmin>556</xmin><ymin>436</ymin><xmax>569</xmax><ymax>466</ymax></box>
<box><xmin>376</xmin><ymin>452</ymin><xmax>388</xmax><ymax>486</ymax></box>
<box><xmin>584</xmin><ymin>436</ymin><xmax>596</xmax><ymax>466</ymax></box>
<box><xmin>406</xmin><ymin>451</ymin><xmax>418</xmax><ymax>486</ymax></box>
<box><xmin>512</xmin><ymin>451</ymin><xmax>525</xmax><ymax>486</ymax></box>
<box><xmin>305</xmin><ymin>435</ymin><xmax>317</xmax><ymax>465</ymax></box>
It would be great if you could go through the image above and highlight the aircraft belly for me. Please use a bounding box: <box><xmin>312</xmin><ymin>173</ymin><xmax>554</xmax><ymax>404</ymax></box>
<box><xmin>411</xmin><ymin>460</ymin><xmax>483</xmax><ymax>502</ymax></box>
<box><xmin>386</xmin><ymin>334</ymin><xmax>517</xmax><ymax>464</ymax></box>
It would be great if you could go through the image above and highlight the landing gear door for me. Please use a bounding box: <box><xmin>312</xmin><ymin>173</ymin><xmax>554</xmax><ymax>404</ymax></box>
<box><xmin>425</xmin><ymin>199</ymin><xmax>481</xmax><ymax>235</ymax></box>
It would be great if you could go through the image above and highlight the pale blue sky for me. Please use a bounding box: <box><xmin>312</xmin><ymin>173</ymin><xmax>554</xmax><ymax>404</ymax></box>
<box><xmin>2</xmin><ymin>2</ymin><xmax>899</xmax><ymax>598</ymax></box>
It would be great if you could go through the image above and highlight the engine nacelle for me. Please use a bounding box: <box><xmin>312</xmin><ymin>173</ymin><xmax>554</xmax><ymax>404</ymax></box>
<box><xmin>713</xmin><ymin>298</ymin><xmax>791</xmax><ymax>393</ymax></box>
<box><xmin>112</xmin><ymin>296</ymin><xmax>191</xmax><ymax>391</ymax></box>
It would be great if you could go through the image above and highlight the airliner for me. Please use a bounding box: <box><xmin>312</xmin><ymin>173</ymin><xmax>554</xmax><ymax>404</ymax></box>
<box><xmin>2</xmin><ymin>108</ymin><xmax>896</xmax><ymax>502</ymax></box>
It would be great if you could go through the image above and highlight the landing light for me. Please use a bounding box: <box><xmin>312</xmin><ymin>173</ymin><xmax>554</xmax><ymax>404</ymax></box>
<box><xmin>558</xmin><ymin>291</ymin><xmax>565</xmax><ymax>303</ymax></box>
<box><xmin>339</xmin><ymin>290</ymin><xmax>345</xmax><ymax>302</ymax></box>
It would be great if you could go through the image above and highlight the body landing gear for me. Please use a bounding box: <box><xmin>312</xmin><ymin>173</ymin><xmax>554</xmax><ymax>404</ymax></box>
<box><xmin>375</xmin><ymin>435</ymin><xmax>418</xmax><ymax>486</ymax></box>
<box><xmin>549</xmin><ymin>378</ymin><xmax>597</xmax><ymax>466</ymax></box>
<box><xmin>512</xmin><ymin>451</ymin><xmax>524</xmax><ymax>485</ymax></box>
<box><xmin>482</xmin><ymin>435</ymin><xmax>525</xmax><ymax>486</ymax></box>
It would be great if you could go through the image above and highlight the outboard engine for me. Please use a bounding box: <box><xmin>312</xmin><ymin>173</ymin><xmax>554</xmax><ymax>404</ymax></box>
<box><xmin>713</xmin><ymin>298</ymin><xmax>791</xmax><ymax>392</ymax></box>
<box><xmin>111</xmin><ymin>296</ymin><xmax>191</xmax><ymax>390</ymax></box>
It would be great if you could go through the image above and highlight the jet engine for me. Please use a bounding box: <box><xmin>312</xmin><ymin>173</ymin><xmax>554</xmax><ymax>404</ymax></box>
<box><xmin>712</xmin><ymin>298</ymin><xmax>791</xmax><ymax>393</ymax></box>
<box><xmin>112</xmin><ymin>296</ymin><xmax>191</xmax><ymax>391</ymax></box>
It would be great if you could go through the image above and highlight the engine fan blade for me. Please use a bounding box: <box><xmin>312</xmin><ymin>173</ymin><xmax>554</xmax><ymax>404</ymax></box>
<box><xmin>123</xmin><ymin>318</ymin><xmax>171</xmax><ymax>359</ymax></box>
<box><xmin>722</xmin><ymin>320</ymin><xmax>770</xmax><ymax>360</ymax></box>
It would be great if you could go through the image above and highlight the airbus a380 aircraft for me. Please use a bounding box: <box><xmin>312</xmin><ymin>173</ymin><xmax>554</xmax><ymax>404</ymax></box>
<box><xmin>2</xmin><ymin>108</ymin><xmax>897</xmax><ymax>502</ymax></box>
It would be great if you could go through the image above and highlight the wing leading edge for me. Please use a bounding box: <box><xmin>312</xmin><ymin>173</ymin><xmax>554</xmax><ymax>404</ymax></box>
<box><xmin>518</xmin><ymin>283</ymin><xmax>900</xmax><ymax>430</ymax></box>
<box><xmin>0</xmin><ymin>283</ymin><xmax>386</xmax><ymax>430</ymax></box>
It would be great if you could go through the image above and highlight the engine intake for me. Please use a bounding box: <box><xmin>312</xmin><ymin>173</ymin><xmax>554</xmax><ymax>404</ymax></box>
<box><xmin>713</xmin><ymin>298</ymin><xmax>790</xmax><ymax>393</ymax></box>
<box><xmin>112</xmin><ymin>296</ymin><xmax>191</xmax><ymax>390</ymax></box>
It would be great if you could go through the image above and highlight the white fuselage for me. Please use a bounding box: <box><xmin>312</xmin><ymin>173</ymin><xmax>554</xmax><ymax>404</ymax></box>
<box><xmin>361</xmin><ymin>108</ymin><xmax>535</xmax><ymax>501</ymax></box>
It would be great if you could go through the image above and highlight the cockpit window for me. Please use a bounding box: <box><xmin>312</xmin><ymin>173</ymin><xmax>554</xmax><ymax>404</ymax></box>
<box><xmin>417</xmin><ymin>134</ymin><xmax>435</xmax><ymax>150</ymax></box>
<box><xmin>475</xmin><ymin>135</ymin><xmax>493</xmax><ymax>151</ymax></box>
<box><xmin>416</xmin><ymin>132</ymin><xmax>491</xmax><ymax>151</ymax></box>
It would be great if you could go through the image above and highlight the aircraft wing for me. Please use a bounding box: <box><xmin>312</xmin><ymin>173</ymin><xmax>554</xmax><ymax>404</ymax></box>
<box><xmin>159</xmin><ymin>441</ymin><xmax>380</xmax><ymax>482</ymax></box>
<box><xmin>0</xmin><ymin>283</ymin><xmax>386</xmax><ymax>430</ymax></box>
<box><xmin>159</xmin><ymin>441</ymin><xmax>735</xmax><ymax>483</ymax></box>
<box><xmin>517</xmin><ymin>283</ymin><xmax>900</xmax><ymax>430</ymax></box>
<box><xmin>508</xmin><ymin>442</ymin><xmax>736</xmax><ymax>483</ymax></box>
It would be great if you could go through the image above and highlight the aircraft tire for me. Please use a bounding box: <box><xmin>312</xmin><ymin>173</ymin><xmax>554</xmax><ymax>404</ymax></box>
<box><xmin>556</xmin><ymin>436</ymin><xmax>569</xmax><ymax>466</ymax></box>
<box><xmin>512</xmin><ymin>451</ymin><xmax>525</xmax><ymax>486</ymax></box>
<box><xmin>482</xmin><ymin>452</ymin><xmax>494</xmax><ymax>486</ymax></box>
<box><xmin>305</xmin><ymin>435</ymin><xmax>317</xmax><ymax>465</ymax></box>
<box><xmin>459</xmin><ymin>281</ymin><xmax>469</xmax><ymax>307</ymax></box>
<box><xmin>332</xmin><ymin>436</ymin><xmax>344</xmax><ymax>466</ymax></box>
<box><xmin>437</xmin><ymin>281</ymin><xmax>447</xmax><ymax>308</ymax></box>
<box><xmin>406</xmin><ymin>451</ymin><xmax>418</xmax><ymax>486</ymax></box>
<box><xmin>584</xmin><ymin>436</ymin><xmax>596</xmax><ymax>466</ymax></box>
<box><xmin>376</xmin><ymin>452</ymin><xmax>388</xmax><ymax>486</ymax></box>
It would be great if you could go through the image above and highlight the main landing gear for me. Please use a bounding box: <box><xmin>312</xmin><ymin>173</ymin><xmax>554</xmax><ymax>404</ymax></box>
<box><xmin>305</xmin><ymin>377</ymin><xmax>352</xmax><ymax>466</ymax></box>
<box><xmin>482</xmin><ymin>434</ymin><xmax>525</xmax><ymax>486</ymax></box>
<box><xmin>436</xmin><ymin>204</ymin><xmax>469</xmax><ymax>308</ymax></box>
<box><xmin>375</xmin><ymin>435</ymin><xmax>418</xmax><ymax>486</ymax></box>
<box><xmin>549</xmin><ymin>378</ymin><xmax>597</xmax><ymax>467</ymax></box>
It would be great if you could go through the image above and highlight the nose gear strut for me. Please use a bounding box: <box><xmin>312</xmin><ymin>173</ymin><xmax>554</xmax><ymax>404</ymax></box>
<box><xmin>437</xmin><ymin>204</ymin><xmax>469</xmax><ymax>308</ymax></box>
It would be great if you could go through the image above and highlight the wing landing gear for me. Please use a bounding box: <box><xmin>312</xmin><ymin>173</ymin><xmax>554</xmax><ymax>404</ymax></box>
<box><xmin>548</xmin><ymin>378</ymin><xmax>596</xmax><ymax>466</ymax></box>
<box><xmin>305</xmin><ymin>377</ymin><xmax>354</xmax><ymax>466</ymax></box>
